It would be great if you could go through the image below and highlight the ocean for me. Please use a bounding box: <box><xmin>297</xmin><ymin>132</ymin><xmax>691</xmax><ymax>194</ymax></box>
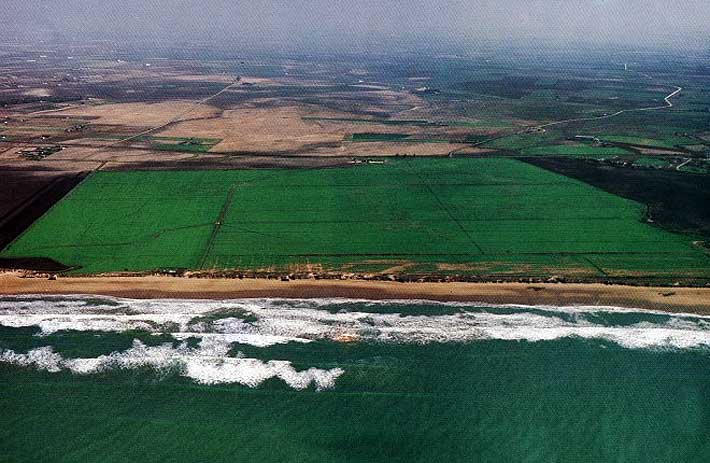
<box><xmin>1</xmin><ymin>296</ymin><xmax>709</xmax><ymax>462</ymax></box>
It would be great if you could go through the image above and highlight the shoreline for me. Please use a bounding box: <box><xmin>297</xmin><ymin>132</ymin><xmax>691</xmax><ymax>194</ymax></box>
<box><xmin>1</xmin><ymin>274</ymin><xmax>710</xmax><ymax>314</ymax></box>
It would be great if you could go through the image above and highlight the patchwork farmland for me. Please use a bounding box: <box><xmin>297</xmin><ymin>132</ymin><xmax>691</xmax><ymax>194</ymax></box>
<box><xmin>2</xmin><ymin>158</ymin><xmax>707</xmax><ymax>281</ymax></box>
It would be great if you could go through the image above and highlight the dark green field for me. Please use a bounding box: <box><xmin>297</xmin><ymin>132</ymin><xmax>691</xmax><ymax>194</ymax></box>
<box><xmin>347</xmin><ymin>133</ymin><xmax>449</xmax><ymax>143</ymax></box>
<box><xmin>2</xmin><ymin>158</ymin><xmax>707</xmax><ymax>279</ymax></box>
<box><xmin>525</xmin><ymin>157</ymin><xmax>710</xmax><ymax>239</ymax></box>
<box><xmin>348</xmin><ymin>133</ymin><xmax>413</xmax><ymax>142</ymax></box>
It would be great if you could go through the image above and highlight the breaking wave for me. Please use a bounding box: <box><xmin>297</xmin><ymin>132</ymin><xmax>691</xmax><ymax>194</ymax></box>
<box><xmin>0</xmin><ymin>338</ymin><xmax>343</xmax><ymax>390</ymax></box>
<box><xmin>1</xmin><ymin>295</ymin><xmax>710</xmax><ymax>388</ymax></box>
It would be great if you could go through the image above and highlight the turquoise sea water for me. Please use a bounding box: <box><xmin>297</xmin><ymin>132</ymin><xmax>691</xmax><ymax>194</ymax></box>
<box><xmin>1</xmin><ymin>296</ymin><xmax>709</xmax><ymax>462</ymax></box>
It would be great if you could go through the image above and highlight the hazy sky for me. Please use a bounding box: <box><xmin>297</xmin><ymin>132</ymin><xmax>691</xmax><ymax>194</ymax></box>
<box><xmin>4</xmin><ymin>0</ymin><xmax>709</xmax><ymax>53</ymax></box>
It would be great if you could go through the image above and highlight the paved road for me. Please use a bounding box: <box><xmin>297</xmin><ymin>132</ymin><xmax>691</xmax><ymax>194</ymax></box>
<box><xmin>676</xmin><ymin>158</ymin><xmax>692</xmax><ymax>171</ymax></box>
<box><xmin>450</xmin><ymin>73</ymin><xmax>683</xmax><ymax>156</ymax></box>
<box><xmin>532</xmin><ymin>84</ymin><xmax>682</xmax><ymax>130</ymax></box>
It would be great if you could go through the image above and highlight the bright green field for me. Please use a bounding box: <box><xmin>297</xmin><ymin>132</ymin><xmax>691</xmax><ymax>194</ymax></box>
<box><xmin>599</xmin><ymin>135</ymin><xmax>692</xmax><ymax>149</ymax></box>
<box><xmin>2</xmin><ymin>158</ymin><xmax>708</xmax><ymax>278</ymax></box>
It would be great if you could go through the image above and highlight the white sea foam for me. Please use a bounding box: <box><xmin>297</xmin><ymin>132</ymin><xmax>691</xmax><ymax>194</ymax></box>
<box><xmin>2</xmin><ymin>295</ymin><xmax>710</xmax><ymax>349</ymax></box>
<box><xmin>0</xmin><ymin>345</ymin><xmax>64</xmax><ymax>372</ymax></box>
<box><xmin>0</xmin><ymin>338</ymin><xmax>344</xmax><ymax>390</ymax></box>
<box><xmin>2</xmin><ymin>295</ymin><xmax>710</xmax><ymax>387</ymax></box>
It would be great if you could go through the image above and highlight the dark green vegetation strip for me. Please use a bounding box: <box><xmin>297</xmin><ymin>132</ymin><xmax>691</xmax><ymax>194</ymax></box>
<box><xmin>519</xmin><ymin>144</ymin><xmax>631</xmax><ymax>157</ymax></box>
<box><xmin>151</xmin><ymin>143</ymin><xmax>212</xmax><ymax>153</ymax></box>
<box><xmin>85</xmin><ymin>134</ymin><xmax>220</xmax><ymax>153</ymax></box>
<box><xmin>346</xmin><ymin>133</ymin><xmax>450</xmax><ymax>144</ymax></box>
<box><xmin>303</xmin><ymin>117</ymin><xmax>447</xmax><ymax>127</ymax></box>
<box><xmin>1</xmin><ymin>158</ymin><xmax>707</xmax><ymax>279</ymax></box>
<box><xmin>2</xmin><ymin>337</ymin><xmax>710</xmax><ymax>462</ymax></box>
<box><xmin>348</xmin><ymin>133</ymin><xmax>412</xmax><ymax>142</ymax></box>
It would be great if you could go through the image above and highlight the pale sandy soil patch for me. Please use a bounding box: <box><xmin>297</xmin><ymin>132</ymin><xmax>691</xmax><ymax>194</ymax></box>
<box><xmin>158</xmin><ymin>105</ymin><xmax>364</xmax><ymax>153</ymax></box>
<box><xmin>635</xmin><ymin>147</ymin><xmax>684</xmax><ymax>155</ymax></box>
<box><xmin>0</xmin><ymin>158</ymin><xmax>103</xmax><ymax>172</ymax></box>
<box><xmin>50</xmin><ymin>145</ymin><xmax>197</xmax><ymax>163</ymax></box>
<box><xmin>40</xmin><ymin>146</ymin><xmax>102</xmax><ymax>161</ymax></box>
<box><xmin>60</xmin><ymin>101</ymin><xmax>221</xmax><ymax>127</ymax></box>
<box><xmin>157</xmin><ymin>101</ymin><xmax>474</xmax><ymax>155</ymax></box>
<box><xmin>349</xmin><ymin>84</ymin><xmax>390</xmax><ymax>90</ymax></box>
<box><xmin>22</xmin><ymin>88</ymin><xmax>51</xmax><ymax>97</ymax></box>
<box><xmin>92</xmin><ymin>149</ymin><xmax>197</xmax><ymax>163</ymax></box>
<box><xmin>337</xmin><ymin>142</ymin><xmax>472</xmax><ymax>157</ymax></box>
<box><xmin>0</xmin><ymin>145</ymin><xmax>21</xmax><ymax>160</ymax></box>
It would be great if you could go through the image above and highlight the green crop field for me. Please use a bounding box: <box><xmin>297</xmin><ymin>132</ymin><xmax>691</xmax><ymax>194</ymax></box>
<box><xmin>599</xmin><ymin>135</ymin><xmax>692</xmax><ymax>149</ymax></box>
<box><xmin>519</xmin><ymin>144</ymin><xmax>631</xmax><ymax>157</ymax></box>
<box><xmin>633</xmin><ymin>157</ymin><xmax>670</xmax><ymax>168</ymax></box>
<box><xmin>479</xmin><ymin>133</ymin><xmax>557</xmax><ymax>151</ymax></box>
<box><xmin>2</xmin><ymin>158</ymin><xmax>708</xmax><ymax>279</ymax></box>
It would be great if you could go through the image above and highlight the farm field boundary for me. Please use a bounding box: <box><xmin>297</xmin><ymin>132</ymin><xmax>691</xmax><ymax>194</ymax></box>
<box><xmin>2</xmin><ymin>158</ymin><xmax>707</xmax><ymax>280</ymax></box>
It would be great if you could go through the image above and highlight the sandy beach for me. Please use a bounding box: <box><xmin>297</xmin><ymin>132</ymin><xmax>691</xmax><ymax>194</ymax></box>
<box><xmin>1</xmin><ymin>273</ymin><xmax>709</xmax><ymax>314</ymax></box>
